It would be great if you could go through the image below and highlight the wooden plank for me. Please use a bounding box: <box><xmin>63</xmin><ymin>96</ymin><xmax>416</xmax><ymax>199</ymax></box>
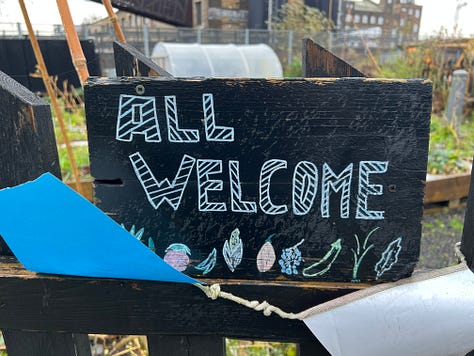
<box><xmin>147</xmin><ymin>335</ymin><xmax>225</xmax><ymax>356</ymax></box>
<box><xmin>3</xmin><ymin>330</ymin><xmax>91</xmax><ymax>356</ymax></box>
<box><xmin>85</xmin><ymin>77</ymin><xmax>431</xmax><ymax>284</ymax></box>
<box><xmin>113</xmin><ymin>41</ymin><xmax>172</xmax><ymax>78</ymax></box>
<box><xmin>424</xmin><ymin>173</ymin><xmax>471</xmax><ymax>204</ymax></box>
<box><xmin>302</xmin><ymin>38</ymin><xmax>365</xmax><ymax>78</ymax></box>
<box><xmin>461</xmin><ymin>162</ymin><xmax>474</xmax><ymax>269</ymax></box>
<box><xmin>0</xmin><ymin>258</ymin><xmax>360</xmax><ymax>341</ymax></box>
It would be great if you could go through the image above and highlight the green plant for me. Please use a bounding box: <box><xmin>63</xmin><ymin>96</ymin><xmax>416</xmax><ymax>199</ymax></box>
<box><xmin>284</xmin><ymin>61</ymin><xmax>302</xmax><ymax>77</ymax></box>
<box><xmin>226</xmin><ymin>339</ymin><xmax>297</xmax><ymax>356</ymax></box>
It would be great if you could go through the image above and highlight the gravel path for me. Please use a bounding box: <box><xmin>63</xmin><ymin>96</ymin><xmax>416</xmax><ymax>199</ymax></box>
<box><xmin>418</xmin><ymin>207</ymin><xmax>467</xmax><ymax>270</ymax></box>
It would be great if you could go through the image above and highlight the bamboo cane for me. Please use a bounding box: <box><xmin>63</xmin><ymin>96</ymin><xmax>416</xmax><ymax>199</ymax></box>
<box><xmin>102</xmin><ymin>0</ymin><xmax>126</xmax><ymax>42</ymax></box>
<box><xmin>18</xmin><ymin>0</ymin><xmax>84</xmax><ymax>196</ymax></box>
<box><xmin>55</xmin><ymin>0</ymin><xmax>89</xmax><ymax>85</ymax></box>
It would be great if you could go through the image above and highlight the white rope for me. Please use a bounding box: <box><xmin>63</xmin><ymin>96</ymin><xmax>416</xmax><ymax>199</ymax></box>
<box><xmin>194</xmin><ymin>242</ymin><xmax>468</xmax><ymax>321</ymax></box>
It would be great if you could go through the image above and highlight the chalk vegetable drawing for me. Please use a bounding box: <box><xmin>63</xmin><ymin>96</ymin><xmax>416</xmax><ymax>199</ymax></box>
<box><xmin>148</xmin><ymin>237</ymin><xmax>156</xmax><ymax>252</ymax></box>
<box><xmin>163</xmin><ymin>243</ymin><xmax>191</xmax><ymax>272</ymax></box>
<box><xmin>256</xmin><ymin>234</ymin><xmax>277</xmax><ymax>272</ymax></box>
<box><xmin>351</xmin><ymin>227</ymin><xmax>378</xmax><ymax>282</ymax></box>
<box><xmin>121</xmin><ymin>224</ymin><xmax>144</xmax><ymax>241</ymax></box>
<box><xmin>223</xmin><ymin>228</ymin><xmax>243</xmax><ymax>272</ymax></box>
<box><xmin>375</xmin><ymin>237</ymin><xmax>402</xmax><ymax>280</ymax></box>
<box><xmin>279</xmin><ymin>239</ymin><xmax>305</xmax><ymax>275</ymax></box>
<box><xmin>303</xmin><ymin>239</ymin><xmax>342</xmax><ymax>278</ymax></box>
<box><xmin>195</xmin><ymin>248</ymin><xmax>217</xmax><ymax>275</ymax></box>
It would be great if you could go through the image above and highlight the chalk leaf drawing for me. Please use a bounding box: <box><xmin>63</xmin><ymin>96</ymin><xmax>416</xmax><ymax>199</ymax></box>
<box><xmin>303</xmin><ymin>239</ymin><xmax>342</xmax><ymax>278</ymax></box>
<box><xmin>148</xmin><ymin>237</ymin><xmax>156</xmax><ymax>252</ymax></box>
<box><xmin>279</xmin><ymin>239</ymin><xmax>304</xmax><ymax>275</ymax></box>
<box><xmin>351</xmin><ymin>227</ymin><xmax>378</xmax><ymax>282</ymax></box>
<box><xmin>164</xmin><ymin>243</ymin><xmax>191</xmax><ymax>272</ymax></box>
<box><xmin>223</xmin><ymin>228</ymin><xmax>243</xmax><ymax>272</ymax></box>
<box><xmin>256</xmin><ymin>234</ymin><xmax>277</xmax><ymax>273</ymax></box>
<box><xmin>121</xmin><ymin>224</ymin><xmax>144</xmax><ymax>241</ymax></box>
<box><xmin>375</xmin><ymin>237</ymin><xmax>402</xmax><ymax>280</ymax></box>
<box><xmin>195</xmin><ymin>248</ymin><xmax>217</xmax><ymax>275</ymax></box>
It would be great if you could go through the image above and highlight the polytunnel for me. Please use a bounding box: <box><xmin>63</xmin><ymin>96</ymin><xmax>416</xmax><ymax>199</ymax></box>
<box><xmin>151</xmin><ymin>43</ymin><xmax>283</xmax><ymax>78</ymax></box>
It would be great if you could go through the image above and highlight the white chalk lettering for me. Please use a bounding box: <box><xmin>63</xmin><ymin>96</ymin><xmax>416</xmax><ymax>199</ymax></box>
<box><xmin>116</xmin><ymin>95</ymin><xmax>161</xmax><ymax>142</ymax></box>
<box><xmin>292</xmin><ymin>161</ymin><xmax>318</xmax><ymax>215</ymax></box>
<box><xmin>356</xmin><ymin>161</ymin><xmax>388</xmax><ymax>220</ymax></box>
<box><xmin>164</xmin><ymin>95</ymin><xmax>200</xmax><ymax>143</ymax></box>
<box><xmin>259</xmin><ymin>159</ymin><xmax>288</xmax><ymax>215</ymax></box>
<box><xmin>197</xmin><ymin>159</ymin><xmax>227</xmax><ymax>212</ymax></box>
<box><xmin>203</xmin><ymin>93</ymin><xmax>234</xmax><ymax>142</ymax></box>
<box><xmin>229</xmin><ymin>160</ymin><xmax>257</xmax><ymax>213</ymax></box>
<box><xmin>321</xmin><ymin>163</ymin><xmax>353</xmax><ymax>218</ymax></box>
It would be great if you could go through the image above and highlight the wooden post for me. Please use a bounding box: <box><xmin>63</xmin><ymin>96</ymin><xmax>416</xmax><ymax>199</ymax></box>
<box><xmin>113</xmin><ymin>41</ymin><xmax>172</xmax><ymax>77</ymax></box>
<box><xmin>461</xmin><ymin>161</ymin><xmax>474</xmax><ymax>268</ymax></box>
<box><xmin>302</xmin><ymin>38</ymin><xmax>365</xmax><ymax>78</ymax></box>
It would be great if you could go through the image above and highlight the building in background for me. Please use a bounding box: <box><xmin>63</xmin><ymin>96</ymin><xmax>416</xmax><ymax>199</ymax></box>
<box><xmin>341</xmin><ymin>0</ymin><xmax>422</xmax><ymax>41</ymax></box>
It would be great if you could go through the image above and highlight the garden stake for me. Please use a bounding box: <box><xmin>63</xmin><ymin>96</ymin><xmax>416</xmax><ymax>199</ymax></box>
<box><xmin>56</xmin><ymin>0</ymin><xmax>89</xmax><ymax>85</ymax></box>
<box><xmin>18</xmin><ymin>0</ymin><xmax>84</xmax><ymax>196</ymax></box>
<box><xmin>102</xmin><ymin>0</ymin><xmax>126</xmax><ymax>43</ymax></box>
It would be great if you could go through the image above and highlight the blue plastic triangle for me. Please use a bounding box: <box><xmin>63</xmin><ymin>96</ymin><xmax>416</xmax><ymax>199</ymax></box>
<box><xmin>0</xmin><ymin>173</ymin><xmax>198</xmax><ymax>284</ymax></box>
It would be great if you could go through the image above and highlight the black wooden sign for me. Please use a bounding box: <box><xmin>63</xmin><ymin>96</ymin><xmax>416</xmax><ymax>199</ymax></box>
<box><xmin>84</xmin><ymin>77</ymin><xmax>431</xmax><ymax>284</ymax></box>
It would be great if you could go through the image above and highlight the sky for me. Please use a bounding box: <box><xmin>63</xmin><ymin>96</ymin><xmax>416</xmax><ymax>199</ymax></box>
<box><xmin>0</xmin><ymin>0</ymin><xmax>473</xmax><ymax>37</ymax></box>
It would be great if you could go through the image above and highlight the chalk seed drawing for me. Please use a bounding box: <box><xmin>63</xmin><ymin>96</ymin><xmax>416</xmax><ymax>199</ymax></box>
<box><xmin>259</xmin><ymin>159</ymin><xmax>288</xmax><ymax>215</ymax></box>
<box><xmin>223</xmin><ymin>228</ymin><xmax>243</xmax><ymax>272</ymax></box>
<box><xmin>351</xmin><ymin>227</ymin><xmax>379</xmax><ymax>282</ymax></box>
<box><xmin>321</xmin><ymin>163</ymin><xmax>353</xmax><ymax>218</ymax></box>
<box><xmin>356</xmin><ymin>161</ymin><xmax>388</xmax><ymax>220</ymax></box>
<box><xmin>375</xmin><ymin>237</ymin><xmax>402</xmax><ymax>280</ymax></box>
<box><xmin>116</xmin><ymin>95</ymin><xmax>161</xmax><ymax>142</ymax></box>
<box><xmin>279</xmin><ymin>239</ymin><xmax>304</xmax><ymax>275</ymax></box>
<box><xmin>163</xmin><ymin>243</ymin><xmax>191</xmax><ymax>272</ymax></box>
<box><xmin>164</xmin><ymin>95</ymin><xmax>200</xmax><ymax>143</ymax></box>
<box><xmin>195</xmin><ymin>248</ymin><xmax>217</xmax><ymax>275</ymax></box>
<box><xmin>303</xmin><ymin>239</ymin><xmax>342</xmax><ymax>278</ymax></box>
<box><xmin>293</xmin><ymin>161</ymin><xmax>318</xmax><ymax>215</ymax></box>
<box><xmin>256</xmin><ymin>234</ymin><xmax>276</xmax><ymax>273</ymax></box>
<box><xmin>197</xmin><ymin>159</ymin><xmax>227</xmax><ymax>212</ymax></box>
<box><xmin>229</xmin><ymin>160</ymin><xmax>257</xmax><ymax>213</ymax></box>
<box><xmin>202</xmin><ymin>93</ymin><xmax>234</xmax><ymax>142</ymax></box>
<box><xmin>129</xmin><ymin>152</ymin><xmax>195</xmax><ymax>210</ymax></box>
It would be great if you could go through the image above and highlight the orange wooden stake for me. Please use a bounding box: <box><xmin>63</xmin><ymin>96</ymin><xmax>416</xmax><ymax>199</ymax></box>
<box><xmin>102</xmin><ymin>0</ymin><xmax>126</xmax><ymax>42</ymax></box>
<box><xmin>17</xmin><ymin>0</ymin><xmax>84</xmax><ymax>196</ymax></box>
<box><xmin>56</xmin><ymin>0</ymin><xmax>89</xmax><ymax>86</ymax></box>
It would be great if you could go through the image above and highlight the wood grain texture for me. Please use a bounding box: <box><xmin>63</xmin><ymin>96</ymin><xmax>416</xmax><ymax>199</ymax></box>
<box><xmin>84</xmin><ymin>77</ymin><xmax>431</xmax><ymax>284</ymax></box>
<box><xmin>113</xmin><ymin>41</ymin><xmax>171</xmax><ymax>77</ymax></box>
<box><xmin>302</xmin><ymin>38</ymin><xmax>365</xmax><ymax>78</ymax></box>
<box><xmin>148</xmin><ymin>335</ymin><xmax>225</xmax><ymax>356</ymax></box>
<box><xmin>0</xmin><ymin>259</ymin><xmax>357</xmax><ymax>342</ymax></box>
<box><xmin>85</xmin><ymin>77</ymin><xmax>431</xmax><ymax>284</ymax></box>
<box><xmin>3</xmin><ymin>330</ymin><xmax>91</xmax><ymax>356</ymax></box>
<box><xmin>461</xmin><ymin>162</ymin><xmax>474</xmax><ymax>269</ymax></box>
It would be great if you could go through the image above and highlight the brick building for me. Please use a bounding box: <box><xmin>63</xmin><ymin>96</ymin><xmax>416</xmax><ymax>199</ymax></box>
<box><xmin>341</xmin><ymin>0</ymin><xmax>422</xmax><ymax>41</ymax></box>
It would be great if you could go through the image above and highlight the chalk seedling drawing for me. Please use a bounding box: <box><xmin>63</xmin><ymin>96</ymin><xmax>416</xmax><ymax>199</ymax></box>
<box><xmin>223</xmin><ymin>228</ymin><xmax>243</xmax><ymax>272</ymax></box>
<box><xmin>163</xmin><ymin>243</ymin><xmax>191</xmax><ymax>272</ymax></box>
<box><xmin>279</xmin><ymin>239</ymin><xmax>304</xmax><ymax>275</ymax></box>
<box><xmin>256</xmin><ymin>234</ymin><xmax>277</xmax><ymax>272</ymax></box>
<box><xmin>195</xmin><ymin>248</ymin><xmax>217</xmax><ymax>275</ymax></box>
<box><xmin>351</xmin><ymin>227</ymin><xmax>379</xmax><ymax>282</ymax></box>
<box><xmin>303</xmin><ymin>239</ymin><xmax>342</xmax><ymax>278</ymax></box>
<box><xmin>121</xmin><ymin>224</ymin><xmax>144</xmax><ymax>241</ymax></box>
<box><xmin>375</xmin><ymin>237</ymin><xmax>402</xmax><ymax>280</ymax></box>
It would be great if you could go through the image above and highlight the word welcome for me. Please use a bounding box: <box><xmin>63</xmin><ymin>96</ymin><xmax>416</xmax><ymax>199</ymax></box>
<box><xmin>117</xmin><ymin>94</ymin><xmax>389</xmax><ymax>220</ymax></box>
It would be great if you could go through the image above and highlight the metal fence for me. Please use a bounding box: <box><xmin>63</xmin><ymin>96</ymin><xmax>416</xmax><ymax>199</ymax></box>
<box><xmin>0</xmin><ymin>22</ymin><xmax>410</xmax><ymax>75</ymax></box>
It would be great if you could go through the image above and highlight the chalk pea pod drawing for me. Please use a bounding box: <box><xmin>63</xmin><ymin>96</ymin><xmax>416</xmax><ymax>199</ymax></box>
<box><xmin>223</xmin><ymin>228</ymin><xmax>243</xmax><ymax>272</ymax></box>
<box><xmin>375</xmin><ymin>237</ymin><xmax>402</xmax><ymax>280</ymax></box>
<box><xmin>279</xmin><ymin>239</ymin><xmax>304</xmax><ymax>275</ymax></box>
<box><xmin>351</xmin><ymin>227</ymin><xmax>378</xmax><ymax>282</ymax></box>
<box><xmin>256</xmin><ymin>234</ymin><xmax>277</xmax><ymax>273</ymax></box>
<box><xmin>303</xmin><ymin>239</ymin><xmax>342</xmax><ymax>278</ymax></box>
<box><xmin>195</xmin><ymin>248</ymin><xmax>217</xmax><ymax>275</ymax></box>
<box><xmin>163</xmin><ymin>243</ymin><xmax>191</xmax><ymax>272</ymax></box>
